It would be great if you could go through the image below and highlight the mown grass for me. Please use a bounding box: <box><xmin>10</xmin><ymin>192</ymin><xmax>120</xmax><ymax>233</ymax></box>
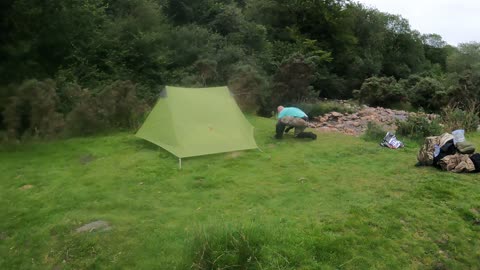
<box><xmin>1</xmin><ymin>116</ymin><xmax>480</xmax><ymax>269</ymax></box>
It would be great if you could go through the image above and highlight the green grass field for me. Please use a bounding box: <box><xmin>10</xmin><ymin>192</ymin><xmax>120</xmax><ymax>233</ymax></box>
<box><xmin>1</xmin><ymin>116</ymin><xmax>480</xmax><ymax>269</ymax></box>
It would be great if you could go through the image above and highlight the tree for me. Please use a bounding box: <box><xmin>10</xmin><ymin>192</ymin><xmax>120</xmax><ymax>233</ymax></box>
<box><xmin>447</xmin><ymin>42</ymin><xmax>480</xmax><ymax>73</ymax></box>
<box><xmin>271</xmin><ymin>54</ymin><xmax>317</xmax><ymax>105</ymax></box>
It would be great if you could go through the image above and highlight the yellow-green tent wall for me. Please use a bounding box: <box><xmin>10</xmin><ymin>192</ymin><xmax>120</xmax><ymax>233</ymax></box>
<box><xmin>135</xmin><ymin>86</ymin><xmax>258</xmax><ymax>158</ymax></box>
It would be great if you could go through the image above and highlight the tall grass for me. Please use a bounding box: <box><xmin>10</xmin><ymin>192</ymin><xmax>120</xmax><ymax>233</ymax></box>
<box><xmin>182</xmin><ymin>225</ymin><xmax>265</xmax><ymax>270</ymax></box>
<box><xmin>396</xmin><ymin>115</ymin><xmax>443</xmax><ymax>141</ymax></box>
<box><xmin>363</xmin><ymin>122</ymin><xmax>387</xmax><ymax>142</ymax></box>
<box><xmin>441</xmin><ymin>102</ymin><xmax>480</xmax><ymax>133</ymax></box>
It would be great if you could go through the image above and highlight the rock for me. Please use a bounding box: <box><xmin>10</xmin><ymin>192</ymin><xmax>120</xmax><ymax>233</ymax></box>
<box><xmin>344</xmin><ymin>128</ymin><xmax>357</xmax><ymax>136</ymax></box>
<box><xmin>79</xmin><ymin>154</ymin><xmax>96</xmax><ymax>165</ymax></box>
<box><xmin>227</xmin><ymin>151</ymin><xmax>242</xmax><ymax>159</ymax></box>
<box><xmin>394</xmin><ymin>114</ymin><xmax>408</xmax><ymax>121</ymax></box>
<box><xmin>19</xmin><ymin>184</ymin><xmax>33</xmax><ymax>190</ymax></box>
<box><xmin>312</xmin><ymin>103</ymin><xmax>438</xmax><ymax>137</ymax></box>
<box><xmin>361</xmin><ymin>115</ymin><xmax>374</xmax><ymax>121</ymax></box>
<box><xmin>317</xmin><ymin>127</ymin><xmax>335</xmax><ymax>133</ymax></box>
<box><xmin>75</xmin><ymin>220</ymin><xmax>111</xmax><ymax>233</ymax></box>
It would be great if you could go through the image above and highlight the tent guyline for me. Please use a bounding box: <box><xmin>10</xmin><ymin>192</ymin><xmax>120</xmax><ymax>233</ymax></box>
<box><xmin>136</xmin><ymin>86</ymin><xmax>258</xmax><ymax>167</ymax></box>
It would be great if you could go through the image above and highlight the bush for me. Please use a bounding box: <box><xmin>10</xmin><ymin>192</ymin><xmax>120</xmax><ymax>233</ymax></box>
<box><xmin>0</xmin><ymin>84</ymin><xmax>16</xmax><ymax>130</ymax></box>
<box><xmin>363</xmin><ymin>122</ymin><xmax>387</xmax><ymax>142</ymax></box>
<box><xmin>64</xmin><ymin>96</ymin><xmax>105</xmax><ymax>136</ymax></box>
<box><xmin>271</xmin><ymin>53</ymin><xmax>318</xmax><ymax>104</ymax></box>
<box><xmin>354</xmin><ymin>76</ymin><xmax>406</xmax><ymax>108</ymax></box>
<box><xmin>441</xmin><ymin>102</ymin><xmax>480</xmax><ymax>132</ymax></box>
<box><xmin>396</xmin><ymin>115</ymin><xmax>443</xmax><ymax>140</ymax></box>
<box><xmin>408</xmin><ymin>77</ymin><xmax>447</xmax><ymax>112</ymax></box>
<box><xmin>65</xmin><ymin>80</ymin><xmax>146</xmax><ymax>136</ymax></box>
<box><xmin>96</xmin><ymin>80</ymin><xmax>146</xmax><ymax>129</ymax></box>
<box><xmin>228</xmin><ymin>64</ymin><xmax>270</xmax><ymax>113</ymax></box>
<box><xmin>3</xmin><ymin>79</ymin><xmax>64</xmax><ymax>140</ymax></box>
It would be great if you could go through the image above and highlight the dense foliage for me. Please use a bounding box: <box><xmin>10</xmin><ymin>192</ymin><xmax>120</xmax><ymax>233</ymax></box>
<box><xmin>0</xmin><ymin>0</ymin><xmax>479</xmax><ymax>139</ymax></box>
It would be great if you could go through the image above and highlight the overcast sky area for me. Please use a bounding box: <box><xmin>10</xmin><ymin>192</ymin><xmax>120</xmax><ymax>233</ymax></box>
<box><xmin>355</xmin><ymin>0</ymin><xmax>480</xmax><ymax>46</ymax></box>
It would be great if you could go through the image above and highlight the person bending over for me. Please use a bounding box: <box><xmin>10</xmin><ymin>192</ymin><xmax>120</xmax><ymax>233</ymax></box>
<box><xmin>275</xmin><ymin>106</ymin><xmax>316</xmax><ymax>140</ymax></box>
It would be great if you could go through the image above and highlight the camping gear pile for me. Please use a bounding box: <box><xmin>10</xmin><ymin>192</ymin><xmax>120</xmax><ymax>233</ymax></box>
<box><xmin>417</xmin><ymin>130</ymin><xmax>480</xmax><ymax>173</ymax></box>
<box><xmin>380</xmin><ymin>132</ymin><xmax>404</xmax><ymax>149</ymax></box>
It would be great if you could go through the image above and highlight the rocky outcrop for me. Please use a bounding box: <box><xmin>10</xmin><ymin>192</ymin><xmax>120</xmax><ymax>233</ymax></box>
<box><xmin>310</xmin><ymin>106</ymin><xmax>437</xmax><ymax>136</ymax></box>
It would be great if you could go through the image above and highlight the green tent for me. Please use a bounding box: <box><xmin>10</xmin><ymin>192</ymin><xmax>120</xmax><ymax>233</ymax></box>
<box><xmin>136</xmin><ymin>86</ymin><xmax>258</xmax><ymax>163</ymax></box>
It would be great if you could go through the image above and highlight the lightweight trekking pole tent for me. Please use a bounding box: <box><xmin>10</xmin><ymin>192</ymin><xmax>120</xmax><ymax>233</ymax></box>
<box><xmin>135</xmin><ymin>86</ymin><xmax>258</xmax><ymax>168</ymax></box>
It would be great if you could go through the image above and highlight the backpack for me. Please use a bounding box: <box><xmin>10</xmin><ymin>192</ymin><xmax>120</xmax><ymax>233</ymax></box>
<box><xmin>417</xmin><ymin>136</ymin><xmax>440</xmax><ymax>165</ymax></box>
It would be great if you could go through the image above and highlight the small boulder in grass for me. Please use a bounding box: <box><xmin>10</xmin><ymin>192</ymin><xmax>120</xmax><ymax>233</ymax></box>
<box><xmin>75</xmin><ymin>220</ymin><xmax>111</xmax><ymax>233</ymax></box>
<box><xmin>19</xmin><ymin>184</ymin><xmax>33</xmax><ymax>190</ymax></box>
<box><xmin>331</xmin><ymin>112</ymin><xmax>342</xmax><ymax>117</ymax></box>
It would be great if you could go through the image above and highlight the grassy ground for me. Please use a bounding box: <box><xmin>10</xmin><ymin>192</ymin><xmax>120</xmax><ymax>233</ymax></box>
<box><xmin>1</xmin><ymin>116</ymin><xmax>480</xmax><ymax>269</ymax></box>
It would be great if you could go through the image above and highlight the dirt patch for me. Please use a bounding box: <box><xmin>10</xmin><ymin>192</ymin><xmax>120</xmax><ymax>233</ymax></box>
<box><xmin>75</xmin><ymin>220</ymin><xmax>111</xmax><ymax>233</ymax></box>
<box><xmin>226</xmin><ymin>151</ymin><xmax>243</xmax><ymax>159</ymax></box>
<box><xmin>19</xmin><ymin>184</ymin><xmax>33</xmax><ymax>190</ymax></box>
<box><xmin>79</xmin><ymin>154</ymin><xmax>96</xmax><ymax>165</ymax></box>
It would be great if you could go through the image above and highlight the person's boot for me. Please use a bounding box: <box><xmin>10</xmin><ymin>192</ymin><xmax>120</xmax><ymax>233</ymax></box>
<box><xmin>296</xmin><ymin>132</ymin><xmax>317</xmax><ymax>140</ymax></box>
<box><xmin>285</xmin><ymin>126</ymin><xmax>294</xmax><ymax>133</ymax></box>
<box><xmin>275</xmin><ymin>121</ymin><xmax>286</xmax><ymax>139</ymax></box>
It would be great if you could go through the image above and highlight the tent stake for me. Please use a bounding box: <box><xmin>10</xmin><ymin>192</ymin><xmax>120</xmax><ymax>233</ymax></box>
<box><xmin>179</xmin><ymin>158</ymin><xmax>182</xmax><ymax>170</ymax></box>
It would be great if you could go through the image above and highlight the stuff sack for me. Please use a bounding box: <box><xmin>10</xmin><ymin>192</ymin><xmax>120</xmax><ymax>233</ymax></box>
<box><xmin>456</xmin><ymin>141</ymin><xmax>475</xmax><ymax>154</ymax></box>
<box><xmin>417</xmin><ymin>136</ymin><xmax>440</xmax><ymax>165</ymax></box>
<box><xmin>452</xmin><ymin>129</ymin><xmax>465</xmax><ymax>144</ymax></box>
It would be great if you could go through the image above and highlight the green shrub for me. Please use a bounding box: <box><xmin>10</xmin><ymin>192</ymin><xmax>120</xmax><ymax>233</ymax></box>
<box><xmin>441</xmin><ymin>102</ymin><xmax>480</xmax><ymax>132</ymax></box>
<box><xmin>408</xmin><ymin>77</ymin><xmax>447</xmax><ymax>112</ymax></box>
<box><xmin>65</xmin><ymin>80</ymin><xmax>146</xmax><ymax>136</ymax></box>
<box><xmin>353</xmin><ymin>76</ymin><xmax>406</xmax><ymax>107</ymax></box>
<box><xmin>272</xmin><ymin>53</ymin><xmax>318</xmax><ymax>104</ymax></box>
<box><xmin>96</xmin><ymin>80</ymin><xmax>146</xmax><ymax>129</ymax></box>
<box><xmin>64</xmin><ymin>97</ymin><xmax>105</xmax><ymax>136</ymax></box>
<box><xmin>396</xmin><ymin>115</ymin><xmax>443</xmax><ymax>140</ymax></box>
<box><xmin>363</xmin><ymin>122</ymin><xmax>387</xmax><ymax>142</ymax></box>
<box><xmin>2</xmin><ymin>79</ymin><xmax>64</xmax><ymax>140</ymax></box>
<box><xmin>228</xmin><ymin>64</ymin><xmax>270</xmax><ymax>113</ymax></box>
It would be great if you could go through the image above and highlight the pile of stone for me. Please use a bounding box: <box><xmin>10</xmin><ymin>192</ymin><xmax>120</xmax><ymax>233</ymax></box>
<box><xmin>310</xmin><ymin>106</ymin><xmax>437</xmax><ymax>136</ymax></box>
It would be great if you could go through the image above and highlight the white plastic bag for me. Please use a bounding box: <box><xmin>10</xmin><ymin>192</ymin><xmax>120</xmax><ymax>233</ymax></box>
<box><xmin>452</xmin><ymin>129</ymin><xmax>465</xmax><ymax>144</ymax></box>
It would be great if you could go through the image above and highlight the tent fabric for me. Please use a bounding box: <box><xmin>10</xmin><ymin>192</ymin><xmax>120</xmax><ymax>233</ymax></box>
<box><xmin>135</xmin><ymin>86</ymin><xmax>258</xmax><ymax>158</ymax></box>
